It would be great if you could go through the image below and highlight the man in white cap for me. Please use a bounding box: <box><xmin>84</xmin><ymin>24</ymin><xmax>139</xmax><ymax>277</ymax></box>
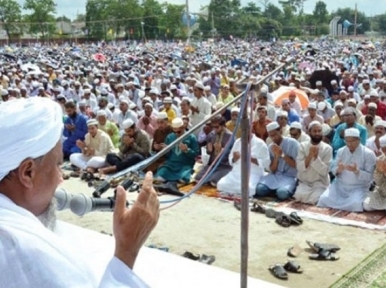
<box><xmin>266</xmin><ymin>111</ymin><xmax>290</xmax><ymax>145</ymax></box>
<box><xmin>358</xmin><ymin>102</ymin><xmax>381</xmax><ymax>138</ymax></box>
<box><xmin>137</xmin><ymin>102</ymin><xmax>158</xmax><ymax>139</ymax></box>
<box><xmin>0</xmin><ymin>98</ymin><xmax>159</xmax><ymax>287</ymax></box>
<box><xmin>70</xmin><ymin>119</ymin><xmax>115</xmax><ymax>175</ymax></box>
<box><xmin>154</xmin><ymin>118</ymin><xmax>199</xmax><ymax>184</ymax></box>
<box><xmin>302</xmin><ymin>102</ymin><xmax>324</xmax><ymax>132</ymax></box>
<box><xmin>100</xmin><ymin>118</ymin><xmax>150</xmax><ymax>175</ymax></box>
<box><xmin>363</xmin><ymin>135</ymin><xmax>386</xmax><ymax>211</ymax></box>
<box><xmin>204</xmin><ymin>85</ymin><xmax>217</xmax><ymax>108</ymax></box>
<box><xmin>226</xmin><ymin>107</ymin><xmax>242</xmax><ymax>139</ymax></box>
<box><xmin>318</xmin><ymin>128</ymin><xmax>376</xmax><ymax>212</ymax></box>
<box><xmin>190</xmin><ymin>82</ymin><xmax>212</xmax><ymax>135</ymax></box>
<box><xmin>317</xmin><ymin>101</ymin><xmax>335</xmax><ymax>124</ymax></box>
<box><xmin>289</xmin><ymin>122</ymin><xmax>310</xmax><ymax>143</ymax></box>
<box><xmin>294</xmin><ymin>121</ymin><xmax>333</xmax><ymax>204</ymax></box>
<box><xmin>96</xmin><ymin>110</ymin><xmax>120</xmax><ymax>147</ymax></box>
<box><xmin>332</xmin><ymin>107</ymin><xmax>367</xmax><ymax>155</ymax></box>
<box><xmin>363</xmin><ymin>90</ymin><xmax>386</xmax><ymax>120</ymax></box>
<box><xmin>161</xmin><ymin>96</ymin><xmax>177</xmax><ymax>124</ymax></box>
<box><xmin>117</xmin><ymin>99</ymin><xmax>138</xmax><ymax>133</ymax></box>
<box><xmin>255</xmin><ymin>121</ymin><xmax>299</xmax><ymax>201</ymax></box>
<box><xmin>93</xmin><ymin>96</ymin><xmax>113</xmax><ymax>120</ymax></box>
<box><xmin>217</xmin><ymin>128</ymin><xmax>270</xmax><ymax>197</ymax></box>
<box><xmin>366</xmin><ymin>120</ymin><xmax>386</xmax><ymax>156</ymax></box>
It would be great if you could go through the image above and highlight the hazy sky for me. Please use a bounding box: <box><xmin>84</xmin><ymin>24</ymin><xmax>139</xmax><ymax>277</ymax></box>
<box><xmin>17</xmin><ymin>0</ymin><xmax>385</xmax><ymax>19</ymax></box>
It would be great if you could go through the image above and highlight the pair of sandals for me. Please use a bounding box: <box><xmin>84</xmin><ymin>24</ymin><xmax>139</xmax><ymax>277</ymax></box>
<box><xmin>182</xmin><ymin>251</ymin><xmax>216</xmax><ymax>265</ymax></box>
<box><xmin>251</xmin><ymin>202</ymin><xmax>303</xmax><ymax>227</ymax></box>
<box><xmin>306</xmin><ymin>240</ymin><xmax>340</xmax><ymax>261</ymax></box>
<box><xmin>269</xmin><ymin>261</ymin><xmax>303</xmax><ymax>280</ymax></box>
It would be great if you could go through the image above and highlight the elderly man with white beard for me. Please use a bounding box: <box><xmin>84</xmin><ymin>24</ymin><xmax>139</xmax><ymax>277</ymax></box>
<box><xmin>0</xmin><ymin>98</ymin><xmax>159</xmax><ymax>287</ymax></box>
<box><xmin>293</xmin><ymin>121</ymin><xmax>333</xmax><ymax>204</ymax></box>
<box><xmin>366</xmin><ymin>120</ymin><xmax>386</xmax><ymax>156</ymax></box>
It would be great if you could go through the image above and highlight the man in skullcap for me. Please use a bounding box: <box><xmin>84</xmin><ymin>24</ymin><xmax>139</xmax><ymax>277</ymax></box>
<box><xmin>161</xmin><ymin>96</ymin><xmax>176</xmax><ymax>124</ymax></box>
<box><xmin>62</xmin><ymin>101</ymin><xmax>88</xmax><ymax>160</ymax></box>
<box><xmin>100</xmin><ymin>119</ymin><xmax>150</xmax><ymax>174</ymax></box>
<box><xmin>289</xmin><ymin>122</ymin><xmax>310</xmax><ymax>143</ymax></box>
<box><xmin>0</xmin><ymin>98</ymin><xmax>159</xmax><ymax>286</ymax></box>
<box><xmin>302</xmin><ymin>102</ymin><xmax>324</xmax><ymax>132</ymax></box>
<box><xmin>137</xmin><ymin>102</ymin><xmax>158</xmax><ymax>138</ymax></box>
<box><xmin>266</xmin><ymin>110</ymin><xmax>290</xmax><ymax>145</ymax></box>
<box><xmin>96</xmin><ymin>110</ymin><xmax>120</xmax><ymax>147</ymax></box>
<box><xmin>154</xmin><ymin>118</ymin><xmax>199</xmax><ymax>184</ymax></box>
<box><xmin>117</xmin><ymin>99</ymin><xmax>138</xmax><ymax>133</ymax></box>
<box><xmin>317</xmin><ymin>128</ymin><xmax>376</xmax><ymax>212</ymax></box>
<box><xmin>255</xmin><ymin>121</ymin><xmax>299</xmax><ymax>201</ymax></box>
<box><xmin>226</xmin><ymin>107</ymin><xmax>242</xmax><ymax>139</ymax></box>
<box><xmin>190</xmin><ymin>82</ymin><xmax>212</xmax><ymax>135</ymax></box>
<box><xmin>366</xmin><ymin>120</ymin><xmax>386</xmax><ymax>156</ymax></box>
<box><xmin>294</xmin><ymin>121</ymin><xmax>333</xmax><ymax>204</ymax></box>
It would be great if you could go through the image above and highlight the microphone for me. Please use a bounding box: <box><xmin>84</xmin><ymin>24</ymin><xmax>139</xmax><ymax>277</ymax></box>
<box><xmin>70</xmin><ymin>194</ymin><xmax>130</xmax><ymax>216</ymax></box>
<box><xmin>55</xmin><ymin>188</ymin><xmax>74</xmax><ymax>211</ymax></box>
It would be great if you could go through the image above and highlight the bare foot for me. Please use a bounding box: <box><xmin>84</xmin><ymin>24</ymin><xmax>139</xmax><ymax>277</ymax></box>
<box><xmin>99</xmin><ymin>166</ymin><xmax>117</xmax><ymax>175</ymax></box>
<box><xmin>86</xmin><ymin>167</ymin><xmax>96</xmax><ymax>173</ymax></box>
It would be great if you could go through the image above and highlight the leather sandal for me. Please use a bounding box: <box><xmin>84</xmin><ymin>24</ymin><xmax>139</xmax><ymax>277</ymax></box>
<box><xmin>269</xmin><ymin>264</ymin><xmax>288</xmax><ymax>280</ymax></box>
<box><xmin>275</xmin><ymin>214</ymin><xmax>292</xmax><ymax>227</ymax></box>
<box><xmin>289</xmin><ymin>212</ymin><xmax>303</xmax><ymax>225</ymax></box>
<box><xmin>284</xmin><ymin>261</ymin><xmax>303</xmax><ymax>273</ymax></box>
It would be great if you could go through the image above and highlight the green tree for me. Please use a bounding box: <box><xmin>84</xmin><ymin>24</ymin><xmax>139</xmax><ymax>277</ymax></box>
<box><xmin>0</xmin><ymin>0</ymin><xmax>22</xmax><ymax>39</ymax></box>
<box><xmin>141</xmin><ymin>0</ymin><xmax>163</xmax><ymax>39</ymax></box>
<box><xmin>75</xmin><ymin>13</ymin><xmax>86</xmax><ymax>23</ymax></box>
<box><xmin>85</xmin><ymin>0</ymin><xmax>110</xmax><ymax>40</ymax></box>
<box><xmin>313</xmin><ymin>1</ymin><xmax>328</xmax><ymax>24</ymax></box>
<box><xmin>158</xmin><ymin>3</ymin><xmax>185</xmax><ymax>40</ymax></box>
<box><xmin>56</xmin><ymin>15</ymin><xmax>71</xmax><ymax>22</ymax></box>
<box><xmin>263</xmin><ymin>3</ymin><xmax>283</xmax><ymax>22</ymax></box>
<box><xmin>23</xmin><ymin>0</ymin><xmax>57</xmax><ymax>39</ymax></box>
<box><xmin>375</xmin><ymin>14</ymin><xmax>386</xmax><ymax>34</ymax></box>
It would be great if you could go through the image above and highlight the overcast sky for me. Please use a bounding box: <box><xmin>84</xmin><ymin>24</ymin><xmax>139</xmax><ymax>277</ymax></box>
<box><xmin>17</xmin><ymin>0</ymin><xmax>385</xmax><ymax>19</ymax></box>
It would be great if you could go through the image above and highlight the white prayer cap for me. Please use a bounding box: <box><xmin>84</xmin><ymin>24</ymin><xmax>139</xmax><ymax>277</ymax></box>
<box><xmin>364</xmin><ymin>95</ymin><xmax>371</xmax><ymax>100</ymax></box>
<box><xmin>144</xmin><ymin>102</ymin><xmax>153</xmax><ymax>108</ymax></box>
<box><xmin>122</xmin><ymin>119</ymin><xmax>134</xmax><ymax>129</ymax></box>
<box><xmin>369</xmin><ymin>102</ymin><xmax>378</xmax><ymax>109</ymax></box>
<box><xmin>129</xmin><ymin>103</ymin><xmax>136</xmax><ymax>109</ymax></box>
<box><xmin>370</xmin><ymin>90</ymin><xmax>379</xmax><ymax>97</ymax></box>
<box><xmin>318</xmin><ymin>102</ymin><xmax>326</xmax><ymax>111</ymax></box>
<box><xmin>97</xmin><ymin>110</ymin><xmax>107</xmax><ymax>117</ymax></box>
<box><xmin>1</xmin><ymin>89</ymin><xmax>8</xmax><ymax>96</ymax></box>
<box><xmin>308</xmin><ymin>120</ymin><xmax>322</xmax><ymax>130</ymax></box>
<box><xmin>334</xmin><ymin>101</ymin><xmax>344</xmax><ymax>108</ymax></box>
<box><xmin>308</xmin><ymin>102</ymin><xmax>317</xmax><ymax>109</ymax></box>
<box><xmin>215</xmin><ymin>102</ymin><xmax>224</xmax><ymax>109</ymax></box>
<box><xmin>331</xmin><ymin>80</ymin><xmax>337</xmax><ymax>85</ymax></box>
<box><xmin>142</xmin><ymin>96</ymin><xmax>152</xmax><ymax>102</ymax></box>
<box><xmin>170</xmin><ymin>84</ymin><xmax>177</xmax><ymax>90</ymax></box>
<box><xmin>277</xmin><ymin>110</ymin><xmax>288</xmax><ymax>118</ymax></box>
<box><xmin>0</xmin><ymin>98</ymin><xmax>63</xmax><ymax>182</ymax></box>
<box><xmin>316</xmin><ymin>81</ymin><xmax>323</xmax><ymax>86</ymax></box>
<box><xmin>78</xmin><ymin>100</ymin><xmax>86</xmax><ymax>107</ymax></box>
<box><xmin>231</xmin><ymin>107</ymin><xmax>240</xmax><ymax>113</ymax></box>
<box><xmin>290</xmin><ymin>121</ymin><xmax>302</xmax><ymax>130</ymax></box>
<box><xmin>84</xmin><ymin>89</ymin><xmax>91</xmax><ymax>94</ymax></box>
<box><xmin>157</xmin><ymin>112</ymin><xmax>168</xmax><ymax>120</ymax></box>
<box><xmin>345</xmin><ymin>128</ymin><xmax>360</xmax><ymax>138</ymax></box>
<box><xmin>380</xmin><ymin>135</ymin><xmax>386</xmax><ymax>148</ymax></box>
<box><xmin>348</xmin><ymin>86</ymin><xmax>354</xmax><ymax>92</ymax></box>
<box><xmin>322</xmin><ymin>123</ymin><xmax>332</xmax><ymax>136</ymax></box>
<box><xmin>61</xmin><ymin>80</ymin><xmax>68</xmax><ymax>86</ymax></box>
<box><xmin>149</xmin><ymin>88</ymin><xmax>159</xmax><ymax>94</ymax></box>
<box><xmin>204</xmin><ymin>85</ymin><xmax>211</xmax><ymax>91</ymax></box>
<box><xmin>347</xmin><ymin>98</ymin><xmax>357</xmax><ymax>104</ymax></box>
<box><xmin>120</xmin><ymin>99</ymin><xmax>129</xmax><ymax>105</ymax></box>
<box><xmin>87</xmin><ymin>119</ymin><xmax>98</xmax><ymax>126</ymax></box>
<box><xmin>266</xmin><ymin>121</ymin><xmax>280</xmax><ymax>132</ymax></box>
<box><xmin>163</xmin><ymin>97</ymin><xmax>173</xmax><ymax>104</ymax></box>
<box><xmin>362</xmin><ymin>79</ymin><xmax>370</xmax><ymax>84</ymax></box>
<box><xmin>171</xmin><ymin>117</ymin><xmax>184</xmax><ymax>128</ymax></box>
<box><xmin>194</xmin><ymin>81</ymin><xmax>205</xmax><ymax>90</ymax></box>
<box><xmin>375</xmin><ymin>120</ymin><xmax>386</xmax><ymax>128</ymax></box>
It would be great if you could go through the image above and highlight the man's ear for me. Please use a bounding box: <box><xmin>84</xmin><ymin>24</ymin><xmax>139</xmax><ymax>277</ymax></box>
<box><xmin>17</xmin><ymin>159</ymin><xmax>38</xmax><ymax>189</ymax></box>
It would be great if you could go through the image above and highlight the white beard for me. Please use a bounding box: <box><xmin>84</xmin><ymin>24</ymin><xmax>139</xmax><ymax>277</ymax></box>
<box><xmin>37</xmin><ymin>198</ymin><xmax>57</xmax><ymax>231</ymax></box>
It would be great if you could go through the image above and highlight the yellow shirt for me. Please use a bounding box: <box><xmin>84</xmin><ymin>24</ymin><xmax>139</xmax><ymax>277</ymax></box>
<box><xmin>162</xmin><ymin>108</ymin><xmax>176</xmax><ymax>124</ymax></box>
<box><xmin>226</xmin><ymin>120</ymin><xmax>242</xmax><ymax>139</ymax></box>
<box><xmin>218</xmin><ymin>94</ymin><xmax>234</xmax><ymax>106</ymax></box>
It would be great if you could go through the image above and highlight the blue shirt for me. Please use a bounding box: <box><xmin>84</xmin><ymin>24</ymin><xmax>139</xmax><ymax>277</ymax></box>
<box><xmin>331</xmin><ymin>123</ymin><xmax>367</xmax><ymax>155</ymax></box>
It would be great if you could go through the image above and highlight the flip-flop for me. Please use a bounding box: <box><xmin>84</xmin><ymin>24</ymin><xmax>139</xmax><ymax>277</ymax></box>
<box><xmin>182</xmin><ymin>251</ymin><xmax>200</xmax><ymax>260</ymax></box>
<box><xmin>309</xmin><ymin>249</ymin><xmax>339</xmax><ymax>261</ymax></box>
<box><xmin>306</xmin><ymin>240</ymin><xmax>340</xmax><ymax>253</ymax></box>
<box><xmin>251</xmin><ymin>202</ymin><xmax>266</xmax><ymax>214</ymax></box>
<box><xmin>275</xmin><ymin>215</ymin><xmax>292</xmax><ymax>227</ymax></box>
<box><xmin>284</xmin><ymin>261</ymin><xmax>303</xmax><ymax>273</ymax></box>
<box><xmin>287</xmin><ymin>245</ymin><xmax>303</xmax><ymax>257</ymax></box>
<box><xmin>289</xmin><ymin>212</ymin><xmax>303</xmax><ymax>225</ymax></box>
<box><xmin>265</xmin><ymin>208</ymin><xmax>282</xmax><ymax>218</ymax></box>
<box><xmin>199</xmin><ymin>254</ymin><xmax>216</xmax><ymax>265</ymax></box>
<box><xmin>269</xmin><ymin>264</ymin><xmax>288</xmax><ymax>280</ymax></box>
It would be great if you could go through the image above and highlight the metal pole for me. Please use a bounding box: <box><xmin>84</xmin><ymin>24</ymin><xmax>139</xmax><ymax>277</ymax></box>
<box><xmin>240</xmin><ymin>89</ymin><xmax>251</xmax><ymax>288</ymax></box>
<box><xmin>111</xmin><ymin>59</ymin><xmax>292</xmax><ymax>180</ymax></box>
<box><xmin>186</xmin><ymin>0</ymin><xmax>192</xmax><ymax>74</ymax></box>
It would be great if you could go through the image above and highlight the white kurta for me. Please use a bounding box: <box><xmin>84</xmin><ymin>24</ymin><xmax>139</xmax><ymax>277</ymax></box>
<box><xmin>0</xmin><ymin>194</ymin><xmax>149</xmax><ymax>287</ymax></box>
<box><xmin>189</xmin><ymin>96</ymin><xmax>211</xmax><ymax>134</ymax></box>
<box><xmin>217</xmin><ymin>135</ymin><xmax>270</xmax><ymax>196</ymax></box>
<box><xmin>317</xmin><ymin>145</ymin><xmax>376</xmax><ymax>212</ymax></box>
<box><xmin>366</xmin><ymin>135</ymin><xmax>382</xmax><ymax>155</ymax></box>
<box><xmin>294</xmin><ymin>141</ymin><xmax>333</xmax><ymax>204</ymax></box>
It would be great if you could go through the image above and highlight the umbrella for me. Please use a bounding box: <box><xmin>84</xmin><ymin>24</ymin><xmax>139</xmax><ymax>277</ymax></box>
<box><xmin>308</xmin><ymin>69</ymin><xmax>339</xmax><ymax>91</ymax></box>
<box><xmin>92</xmin><ymin>53</ymin><xmax>106</xmax><ymax>62</ymax></box>
<box><xmin>272</xmin><ymin>87</ymin><xmax>309</xmax><ymax>109</ymax></box>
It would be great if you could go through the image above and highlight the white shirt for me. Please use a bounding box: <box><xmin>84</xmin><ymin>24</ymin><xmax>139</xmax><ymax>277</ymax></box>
<box><xmin>189</xmin><ymin>96</ymin><xmax>211</xmax><ymax>128</ymax></box>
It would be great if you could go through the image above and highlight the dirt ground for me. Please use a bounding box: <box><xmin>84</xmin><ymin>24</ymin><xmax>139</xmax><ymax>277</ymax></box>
<box><xmin>58</xmin><ymin>178</ymin><xmax>386</xmax><ymax>288</ymax></box>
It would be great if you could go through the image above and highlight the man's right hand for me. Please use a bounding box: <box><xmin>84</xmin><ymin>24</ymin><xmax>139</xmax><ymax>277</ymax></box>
<box><xmin>76</xmin><ymin>140</ymin><xmax>85</xmax><ymax>149</ymax></box>
<box><xmin>113</xmin><ymin>172</ymin><xmax>160</xmax><ymax>269</ymax></box>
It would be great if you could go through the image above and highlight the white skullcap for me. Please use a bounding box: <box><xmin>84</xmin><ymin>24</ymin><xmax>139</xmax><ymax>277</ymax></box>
<box><xmin>129</xmin><ymin>103</ymin><xmax>137</xmax><ymax>109</ymax></box>
<box><xmin>97</xmin><ymin>110</ymin><xmax>107</xmax><ymax>117</ymax></box>
<box><xmin>162</xmin><ymin>96</ymin><xmax>172</xmax><ymax>104</ymax></box>
<box><xmin>318</xmin><ymin>102</ymin><xmax>327</xmax><ymax>110</ymax></box>
<box><xmin>157</xmin><ymin>112</ymin><xmax>168</xmax><ymax>120</ymax></box>
<box><xmin>266</xmin><ymin>121</ymin><xmax>280</xmax><ymax>132</ymax></box>
<box><xmin>144</xmin><ymin>102</ymin><xmax>153</xmax><ymax>108</ymax></box>
<box><xmin>277</xmin><ymin>110</ymin><xmax>288</xmax><ymax>118</ymax></box>
<box><xmin>1</xmin><ymin>90</ymin><xmax>8</xmax><ymax>96</ymax></box>
<box><xmin>331</xmin><ymin>80</ymin><xmax>337</xmax><ymax>85</ymax></box>
<box><xmin>380</xmin><ymin>135</ymin><xmax>386</xmax><ymax>148</ymax></box>
<box><xmin>375</xmin><ymin>120</ymin><xmax>386</xmax><ymax>128</ymax></box>
<box><xmin>171</xmin><ymin>117</ymin><xmax>184</xmax><ymax>128</ymax></box>
<box><xmin>231</xmin><ymin>107</ymin><xmax>240</xmax><ymax>113</ymax></box>
<box><xmin>364</xmin><ymin>95</ymin><xmax>371</xmax><ymax>100</ymax></box>
<box><xmin>120</xmin><ymin>99</ymin><xmax>129</xmax><ymax>105</ymax></box>
<box><xmin>322</xmin><ymin>123</ymin><xmax>332</xmax><ymax>136</ymax></box>
<box><xmin>316</xmin><ymin>81</ymin><xmax>322</xmax><ymax>86</ymax></box>
<box><xmin>84</xmin><ymin>89</ymin><xmax>91</xmax><ymax>94</ymax></box>
<box><xmin>122</xmin><ymin>119</ymin><xmax>134</xmax><ymax>129</ymax></box>
<box><xmin>348</xmin><ymin>98</ymin><xmax>357</xmax><ymax>104</ymax></box>
<box><xmin>170</xmin><ymin>84</ymin><xmax>177</xmax><ymax>90</ymax></box>
<box><xmin>0</xmin><ymin>98</ymin><xmax>63</xmax><ymax>181</ymax></box>
<box><xmin>215</xmin><ymin>102</ymin><xmax>224</xmax><ymax>109</ymax></box>
<box><xmin>290</xmin><ymin>121</ymin><xmax>302</xmax><ymax>130</ymax></box>
<box><xmin>369</xmin><ymin>102</ymin><xmax>378</xmax><ymax>109</ymax></box>
<box><xmin>363</xmin><ymin>79</ymin><xmax>370</xmax><ymax>84</ymax></box>
<box><xmin>370</xmin><ymin>90</ymin><xmax>379</xmax><ymax>97</ymax></box>
<box><xmin>87</xmin><ymin>119</ymin><xmax>98</xmax><ymax>126</ymax></box>
<box><xmin>194</xmin><ymin>82</ymin><xmax>205</xmax><ymax>90</ymax></box>
<box><xmin>204</xmin><ymin>85</ymin><xmax>211</xmax><ymax>91</ymax></box>
<box><xmin>345</xmin><ymin>128</ymin><xmax>360</xmax><ymax>138</ymax></box>
<box><xmin>308</xmin><ymin>102</ymin><xmax>317</xmax><ymax>109</ymax></box>
<box><xmin>308</xmin><ymin>120</ymin><xmax>322</xmax><ymax>130</ymax></box>
<box><xmin>334</xmin><ymin>101</ymin><xmax>344</xmax><ymax>108</ymax></box>
<box><xmin>78</xmin><ymin>100</ymin><xmax>86</xmax><ymax>107</ymax></box>
<box><xmin>348</xmin><ymin>86</ymin><xmax>354</xmax><ymax>92</ymax></box>
<box><xmin>149</xmin><ymin>88</ymin><xmax>159</xmax><ymax>94</ymax></box>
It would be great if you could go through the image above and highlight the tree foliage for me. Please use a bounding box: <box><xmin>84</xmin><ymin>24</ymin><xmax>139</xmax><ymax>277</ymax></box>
<box><xmin>0</xmin><ymin>0</ymin><xmax>22</xmax><ymax>39</ymax></box>
<box><xmin>23</xmin><ymin>0</ymin><xmax>56</xmax><ymax>37</ymax></box>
